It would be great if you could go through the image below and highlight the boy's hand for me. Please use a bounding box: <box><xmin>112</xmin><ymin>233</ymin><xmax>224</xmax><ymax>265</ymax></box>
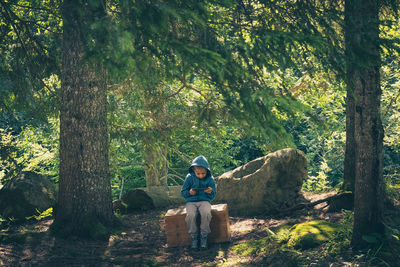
<box><xmin>204</xmin><ymin>187</ymin><xmax>212</xmax><ymax>194</ymax></box>
<box><xmin>189</xmin><ymin>189</ymin><xmax>196</xmax><ymax>195</ymax></box>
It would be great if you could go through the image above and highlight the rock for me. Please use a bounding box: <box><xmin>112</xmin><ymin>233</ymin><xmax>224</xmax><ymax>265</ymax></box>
<box><xmin>164</xmin><ymin>186</ymin><xmax>186</xmax><ymax>206</ymax></box>
<box><xmin>285</xmin><ymin>220</ymin><xmax>341</xmax><ymax>249</ymax></box>
<box><xmin>327</xmin><ymin>192</ymin><xmax>354</xmax><ymax>212</ymax></box>
<box><xmin>121</xmin><ymin>189</ymin><xmax>155</xmax><ymax>212</ymax></box>
<box><xmin>141</xmin><ymin>186</ymin><xmax>175</xmax><ymax>208</ymax></box>
<box><xmin>0</xmin><ymin>171</ymin><xmax>57</xmax><ymax>220</ymax></box>
<box><xmin>214</xmin><ymin>148</ymin><xmax>307</xmax><ymax>216</ymax></box>
<box><xmin>121</xmin><ymin>186</ymin><xmax>185</xmax><ymax>212</ymax></box>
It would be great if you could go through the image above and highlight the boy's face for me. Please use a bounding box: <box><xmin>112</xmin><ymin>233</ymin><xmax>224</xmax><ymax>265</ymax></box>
<box><xmin>193</xmin><ymin>167</ymin><xmax>207</xmax><ymax>179</ymax></box>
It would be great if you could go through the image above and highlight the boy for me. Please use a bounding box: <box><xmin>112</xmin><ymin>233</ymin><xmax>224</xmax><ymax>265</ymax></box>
<box><xmin>181</xmin><ymin>155</ymin><xmax>217</xmax><ymax>250</ymax></box>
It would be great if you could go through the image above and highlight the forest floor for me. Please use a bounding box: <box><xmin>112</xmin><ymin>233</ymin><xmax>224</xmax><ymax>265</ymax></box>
<box><xmin>0</xmin><ymin>192</ymin><xmax>399</xmax><ymax>266</ymax></box>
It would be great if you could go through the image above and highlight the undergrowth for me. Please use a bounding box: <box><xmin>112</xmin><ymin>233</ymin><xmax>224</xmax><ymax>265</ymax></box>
<box><xmin>229</xmin><ymin>209</ymin><xmax>400</xmax><ymax>266</ymax></box>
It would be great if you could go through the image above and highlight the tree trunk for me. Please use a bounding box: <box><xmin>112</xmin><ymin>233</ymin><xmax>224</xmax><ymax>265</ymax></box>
<box><xmin>345</xmin><ymin>0</ymin><xmax>384</xmax><ymax>248</ymax></box>
<box><xmin>342</xmin><ymin>88</ymin><xmax>355</xmax><ymax>192</ymax></box>
<box><xmin>142</xmin><ymin>86</ymin><xmax>169</xmax><ymax>187</ymax></box>
<box><xmin>54</xmin><ymin>0</ymin><xmax>114</xmax><ymax>237</ymax></box>
<box><xmin>144</xmin><ymin>145</ymin><xmax>168</xmax><ymax>186</ymax></box>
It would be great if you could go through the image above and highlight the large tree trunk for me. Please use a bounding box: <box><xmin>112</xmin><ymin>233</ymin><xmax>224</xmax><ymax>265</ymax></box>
<box><xmin>342</xmin><ymin>88</ymin><xmax>355</xmax><ymax>193</ymax></box>
<box><xmin>345</xmin><ymin>0</ymin><xmax>384</xmax><ymax>248</ymax></box>
<box><xmin>54</xmin><ymin>0</ymin><xmax>114</xmax><ymax>237</ymax></box>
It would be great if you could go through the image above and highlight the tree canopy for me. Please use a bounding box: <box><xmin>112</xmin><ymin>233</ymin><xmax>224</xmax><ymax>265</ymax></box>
<box><xmin>0</xmin><ymin>0</ymin><xmax>399</xmax><ymax>251</ymax></box>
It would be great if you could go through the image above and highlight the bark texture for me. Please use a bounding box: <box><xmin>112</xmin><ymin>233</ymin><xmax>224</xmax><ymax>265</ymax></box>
<box><xmin>342</xmin><ymin>87</ymin><xmax>355</xmax><ymax>192</ymax></box>
<box><xmin>142</xmin><ymin>86</ymin><xmax>168</xmax><ymax>186</ymax></box>
<box><xmin>345</xmin><ymin>0</ymin><xmax>384</xmax><ymax>247</ymax></box>
<box><xmin>144</xmin><ymin>145</ymin><xmax>168</xmax><ymax>186</ymax></box>
<box><xmin>55</xmin><ymin>0</ymin><xmax>113</xmax><ymax>235</ymax></box>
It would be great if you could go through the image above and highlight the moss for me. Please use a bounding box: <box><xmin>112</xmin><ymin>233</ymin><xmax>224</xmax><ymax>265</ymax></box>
<box><xmin>81</xmin><ymin>215</ymin><xmax>109</xmax><ymax>239</ymax></box>
<box><xmin>231</xmin><ymin>233</ymin><xmax>300</xmax><ymax>266</ymax></box>
<box><xmin>50</xmin><ymin>214</ymin><xmax>112</xmax><ymax>240</ymax></box>
<box><xmin>275</xmin><ymin>224</ymin><xmax>293</xmax><ymax>243</ymax></box>
<box><xmin>233</xmin><ymin>238</ymin><xmax>269</xmax><ymax>256</ymax></box>
<box><xmin>286</xmin><ymin>220</ymin><xmax>340</xmax><ymax>249</ymax></box>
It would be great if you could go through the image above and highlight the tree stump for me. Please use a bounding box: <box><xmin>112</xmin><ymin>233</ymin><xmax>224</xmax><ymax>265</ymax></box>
<box><xmin>164</xmin><ymin>203</ymin><xmax>231</xmax><ymax>247</ymax></box>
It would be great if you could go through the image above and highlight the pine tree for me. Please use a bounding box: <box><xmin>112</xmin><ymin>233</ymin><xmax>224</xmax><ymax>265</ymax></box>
<box><xmin>53</xmin><ymin>0</ymin><xmax>114</xmax><ymax>238</ymax></box>
<box><xmin>345</xmin><ymin>0</ymin><xmax>384</xmax><ymax>248</ymax></box>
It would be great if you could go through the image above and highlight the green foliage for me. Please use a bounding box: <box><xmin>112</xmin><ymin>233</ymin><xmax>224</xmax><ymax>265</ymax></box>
<box><xmin>381</xmin><ymin>38</ymin><xmax>400</xmax><ymax>202</ymax></box>
<box><xmin>281</xmin><ymin>72</ymin><xmax>346</xmax><ymax>191</ymax></box>
<box><xmin>0</xmin><ymin>0</ymin><xmax>399</xmax><ymax>210</ymax></box>
<box><xmin>0</xmin><ymin>119</ymin><xmax>59</xmax><ymax>184</ymax></box>
<box><xmin>107</xmin><ymin>71</ymin><xmax>271</xmax><ymax>197</ymax></box>
<box><xmin>26</xmin><ymin>207</ymin><xmax>53</xmax><ymax>221</ymax></box>
<box><xmin>1</xmin><ymin>1</ymin><xmax>400</xmax><ymax>265</ymax></box>
<box><xmin>0</xmin><ymin>0</ymin><xmax>61</xmax><ymax>119</ymax></box>
<box><xmin>302</xmin><ymin>159</ymin><xmax>333</xmax><ymax>193</ymax></box>
<box><xmin>386</xmin><ymin>182</ymin><xmax>400</xmax><ymax>205</ymax></box>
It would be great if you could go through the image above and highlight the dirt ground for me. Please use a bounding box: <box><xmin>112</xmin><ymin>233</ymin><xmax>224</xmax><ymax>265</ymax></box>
<box><xmin>0</xmin><ymin>192</ymin><xmax>394</xmax><ymax>266</ymax></box>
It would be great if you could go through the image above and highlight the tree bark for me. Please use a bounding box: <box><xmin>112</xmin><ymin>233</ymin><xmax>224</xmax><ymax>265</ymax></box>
<box><xmin>54</xmin><ymin>0</ymin><xmax>114</xmax><ymax>236</ymax></box>
<box><xmin>345</xmin><ymin>0</ymin><xmax>384</xmax><ymax>248</ymax></box>
<box><xmin>142</xmin><ymin>86</ymin><xmax>169</xmax><ymax>187</ymax></box>
<box><xmin>342</xmin><ymin>87</ymin><xmax>355</xmax><ymax>192</ymax></box>
<box><xmin>144</xmin><ymin>145</ymin><xmax>168</xmax><ymax>186</ymax></box>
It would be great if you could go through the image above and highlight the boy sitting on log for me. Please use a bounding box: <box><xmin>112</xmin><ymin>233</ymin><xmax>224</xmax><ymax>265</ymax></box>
<box><xmin>181</xmin><ymin>156</ymin><xmax>217</xmax><ymax>250</ymax></box>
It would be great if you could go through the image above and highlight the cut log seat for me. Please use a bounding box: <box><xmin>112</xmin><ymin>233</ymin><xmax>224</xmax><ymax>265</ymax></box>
<box><xmin>164</xmin><ymin>203</ymin><xmax>231</xmax><ymax>247</ymax></box>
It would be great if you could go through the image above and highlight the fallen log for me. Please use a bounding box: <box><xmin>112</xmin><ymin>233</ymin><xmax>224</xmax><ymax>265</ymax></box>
<box><xmin>276</xmin><ymin>192</ymin><xmax>353</xmax><ymax>215</ymax></box>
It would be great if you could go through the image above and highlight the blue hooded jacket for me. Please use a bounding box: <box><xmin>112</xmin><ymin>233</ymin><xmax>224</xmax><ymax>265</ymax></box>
<box><xmin>181</xmin><ymin>156</ymin><xmax>217</xmax><ymax>203</ymax></box>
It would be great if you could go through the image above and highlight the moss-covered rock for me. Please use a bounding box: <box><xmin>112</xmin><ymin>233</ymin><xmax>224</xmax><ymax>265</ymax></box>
<box><xmin>0</xmin><ymin>171</ymin><xmax>57</xmax><ymax>221</ymax></box>
<box><xmin>286</xmin><ymin>220</ymin><xmax>340</xmax><ymax>249</ymax></box>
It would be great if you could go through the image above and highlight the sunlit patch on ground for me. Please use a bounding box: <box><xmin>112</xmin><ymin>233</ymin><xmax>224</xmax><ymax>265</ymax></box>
<box><xmin>0</xmin><ymin>192</ymin><xmax>399</xmax><ymax>266</ymax></box>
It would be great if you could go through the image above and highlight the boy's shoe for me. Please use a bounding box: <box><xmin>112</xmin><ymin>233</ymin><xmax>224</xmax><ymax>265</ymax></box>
<box><xmin>200</xmin><ymin>235</ymin><xmax>208</xmax><ymax>250</ymax></box>
<box><xmin>190</xmin><ymin>234</ymin><xmax>198</xmax><ymax>250</ymax></box>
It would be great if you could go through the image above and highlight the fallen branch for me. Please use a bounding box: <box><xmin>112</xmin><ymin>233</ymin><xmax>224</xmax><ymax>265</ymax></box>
<box><xmin>276</xmin><ymin>192</ymin><xmax>353</xmax><ymax>215</ymax></box>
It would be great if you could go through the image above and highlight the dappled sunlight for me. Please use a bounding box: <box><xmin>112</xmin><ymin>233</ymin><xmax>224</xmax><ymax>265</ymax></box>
<box><xmin>230</xmin><ymin>217</ymin><xmax>289</xmax><ymax>236</ymax></box>
<box><xmin>0</xmin><ymin>197</ymin><xmax>399</xmax><ymax>265</ymax></box>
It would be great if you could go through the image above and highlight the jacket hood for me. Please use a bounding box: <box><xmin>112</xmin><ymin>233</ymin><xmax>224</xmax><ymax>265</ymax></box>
<box><xmin>189</xmin><ymin>155</ymin><xmax>211</xmax><ymax>173</ymax></box>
